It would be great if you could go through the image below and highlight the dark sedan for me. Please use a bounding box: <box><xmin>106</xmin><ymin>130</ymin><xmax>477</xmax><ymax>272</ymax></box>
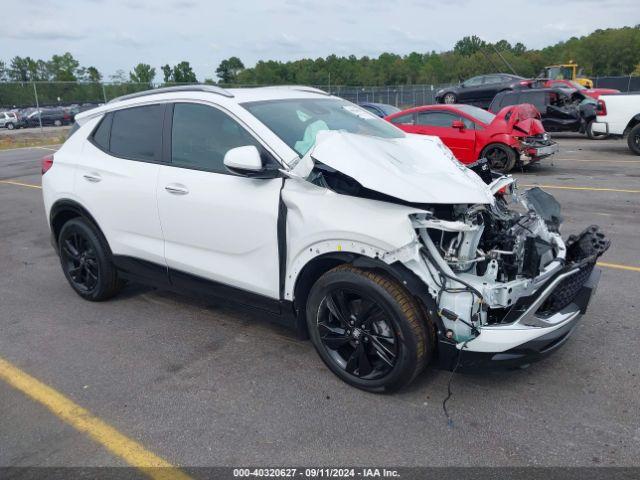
<box><xmin>358</xmin><ymin>102</ymin><xmax>401</xmax><ymax>118</ymax></box>
<box><xmin>25</xmin><ymin>108</ymin><xmax>73</xmax><ymax>128</ymax></box>
<box><xmin>435</xmin><ymin>74</ymin><xmax>530</xmax><ymax>109</ymax></box>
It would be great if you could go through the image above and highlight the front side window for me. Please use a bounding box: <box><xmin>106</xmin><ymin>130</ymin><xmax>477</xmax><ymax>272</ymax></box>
<box><xmin>242</xmin><ymin>98</ymin><xmax>404</xmax><ymax>157</ymax></box>
<box><xmin>416</xmin><ymin>111</ymin><xmax>458</xmax><ymax>127</ymax></box>
<box><xmin>110</xmin><ymin>104</ymin><xmax>164</xmax><ymax>162</ymax></box>
<box><xmin>389</xmin><ymin>113</ymin><xmax>414</xmax><ymax>125</ymax></box>
<box><xmin>171</xmin><ymin>103</ymin><xmax>263</xmax><ymax>174</ymax></box>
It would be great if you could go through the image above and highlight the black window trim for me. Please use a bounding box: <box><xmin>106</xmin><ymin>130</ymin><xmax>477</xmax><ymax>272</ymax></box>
<box><xmin>88</xmin><ymin>103</ymin><xmax>169</xmax><ymax>165</ymax></box>
<box><xmin>164</xmin><ymin>100</ymin><xmax>282</xmax><ymax>177</ymax></box>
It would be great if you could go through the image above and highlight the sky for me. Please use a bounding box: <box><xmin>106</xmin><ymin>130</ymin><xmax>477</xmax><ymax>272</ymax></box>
<box><xmin>1</xmin><ymin>0</ymin><xmax>638</xmax><ymax>80</ymax></box>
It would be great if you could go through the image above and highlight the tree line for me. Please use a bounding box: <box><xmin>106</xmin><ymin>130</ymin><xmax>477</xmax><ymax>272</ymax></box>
<box><xmin>1</xmin><ymin>25</ymin><xmax>639</xmax><ymax>90</ymax></box>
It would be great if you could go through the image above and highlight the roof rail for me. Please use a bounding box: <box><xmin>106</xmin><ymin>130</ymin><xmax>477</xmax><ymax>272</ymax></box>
<box><xmin>108</xmin><ymin>85</ymin><xmax>234</xmax><ymax>104</ymax></box>
<box><xmin>261</xmin><ymin>85</ymin><xmax>329</xmax><ymax>96</ymax></box>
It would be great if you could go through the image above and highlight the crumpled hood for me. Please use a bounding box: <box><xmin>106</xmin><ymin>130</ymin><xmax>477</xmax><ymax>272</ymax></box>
<box><xmin>307</xmin><ymin>130</ymin><xmax>495</xmax><ymax>205</ymax></box>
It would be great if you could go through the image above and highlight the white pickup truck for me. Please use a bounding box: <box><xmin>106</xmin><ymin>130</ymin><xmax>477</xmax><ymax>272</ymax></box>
<box><xmin>591</xmin><ymin>93</ymin><xmax>640</xmax><ymax>155</ymax></box>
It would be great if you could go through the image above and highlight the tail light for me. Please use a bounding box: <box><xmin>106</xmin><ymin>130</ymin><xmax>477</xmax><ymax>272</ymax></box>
<box><xmin>597</xmin><ymin>99</ymin><xmax>606</xmax><ymax>116</ymax></box>
<box><xmin>41</xmin><ymin>154</ymin><xmax>54</xmax><ymax>175</ymax></box>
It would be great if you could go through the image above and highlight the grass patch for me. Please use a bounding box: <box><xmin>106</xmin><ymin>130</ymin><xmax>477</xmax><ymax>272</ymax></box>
<box><xmin>0</xmin><ymin>132</ymin><xmax>67</xmax><ymax>151</ymax></box>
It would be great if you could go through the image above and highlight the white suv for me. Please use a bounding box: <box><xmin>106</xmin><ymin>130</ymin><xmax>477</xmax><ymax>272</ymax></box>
<box><xmin>42</xmin><ymin>85</ymin><xmax>609</xmax><ymax>391</ymax></box>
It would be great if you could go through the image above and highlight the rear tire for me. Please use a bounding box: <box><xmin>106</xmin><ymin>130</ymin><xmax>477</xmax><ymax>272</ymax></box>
<box><xmin>627</xmin><ymin>124</ymin><xmax>640</xmax><ymax>156</ymax></box>
<box><xmin>481</xmin><ymin>143</ymin><xmax>517</xmax><ymax>173</ymax></box>
<box><xmin>6</xmin><ymin>122</ymin><xmax>15</xmax><ymax>130</ymax></box>
<box><xmin>54</xmin><ymin>120</ymin><xmax>62</xmax><ymax>127</ymax></box>
<box><xmin>586</xmin><ymin>120</ymin><xmax>608</xmax><ymax>140</ymax></box>
<box><xmin>305</xmin><ymin>265</ymin><xmax>432</xmax><ymax>392</ymax></box>
<box><xmin>58</xmin><ymin>218</ymin><xmax>123</xmax><ymax>301</ymax></box>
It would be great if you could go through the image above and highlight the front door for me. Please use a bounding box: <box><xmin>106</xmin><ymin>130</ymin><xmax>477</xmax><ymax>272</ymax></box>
<box><xmin>156</xmin><ymin>102</ymin><xmax>282</xmax><ymax>303</ymax></box>
<box><xmin>413</xmin><ymin>111</ymin><xmax>476</xmax><ymax>162</ymax></box>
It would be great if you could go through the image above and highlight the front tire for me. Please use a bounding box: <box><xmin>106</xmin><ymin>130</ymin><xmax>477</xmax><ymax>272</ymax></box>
<box><xmin>442</xmin><ymin>93</ymin><xmax>457</xmax><ymax>104</ymax></box>
<box><xmin>627</xmin><ymin>124</ymin><xmax>640</xmax><ymax>156</ymax></box>
<box><xmin>58</xmin><ymin>218</ymin><xmax>123</xmax><ymax>301</ymax></box>
<box><xmin>481</xmin><ymin>143</ymin><xmax>517</xmax><ymax>173</ymax></box>
<box><xmin>586</xmin><ymin>120</ymin><xmax>608</xmax><ymax>140</ymax></box>
<box><xmin>54</xmin><ymin>120</ymin><xmax>62</xmax><ymax>127</ymax></box>
<box><xmin>306</xmin><ymin>265</ymin><xmax>432</xmax><ymax>392</ymax></box>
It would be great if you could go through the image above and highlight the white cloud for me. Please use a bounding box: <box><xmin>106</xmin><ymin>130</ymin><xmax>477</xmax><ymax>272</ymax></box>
<box><xmin>0</xmin><ymin>0</ymin><xmax>637</xmax><ymax>79</ymax></box>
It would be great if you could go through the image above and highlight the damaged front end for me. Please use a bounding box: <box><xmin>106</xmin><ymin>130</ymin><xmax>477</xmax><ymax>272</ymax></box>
<box><xmin>298</xmin><ymin>130</ymin><xmax>608</xmax><ymax>370</ymax></box>
<box><xmin>402</xmin><ymin>180</ymin><xmax>609</xmax><ymax>369</ymax></box>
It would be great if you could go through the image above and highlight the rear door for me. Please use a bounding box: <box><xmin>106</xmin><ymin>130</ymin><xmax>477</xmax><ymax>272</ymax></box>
<box><xmin>414</xmin><ymin>110</ymin><xmax>476</xmax><ymax>162</ymax></box>
<box><xmin>74</xmin><ymin>104</ymin><xmax>167</xmax><ymax>269</ymax></box>
<box><xmin>156</xmin><ymin>102</ymin><xmax>282</xmax><ymax>303</ymax></box>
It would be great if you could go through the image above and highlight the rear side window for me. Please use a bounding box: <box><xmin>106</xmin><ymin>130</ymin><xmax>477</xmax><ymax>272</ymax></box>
<box><xmin>109</xmin><ymin>105</ymin><xmax>164</xmax><ymax>162</ymax></box>
<box><xmin>171</xmin><ymin>102</ymin><xmax>263</xmax><ymax>174</ymax></box>
<box><xmin>498</xmin><ymin>93</ymin><xmax>519</xmax><ymax>109</ymax></box>
<box><xmin>521</xmin><ymin>92</ymin><xmax>547</xmax><ymax>112</ymax></box>
<box><xmin>91</xmin><ymin>113</ymin><xmax>112</xmax><ymax>150</ymax></box>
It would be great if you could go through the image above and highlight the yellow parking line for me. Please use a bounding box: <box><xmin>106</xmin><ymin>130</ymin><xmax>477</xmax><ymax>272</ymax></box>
<box><xmin>555</xmin><ymin>158</ymin><xmax>640</xmax><ymax>164</ymax></box>
<box><xmin>0</xmin><ymin>357</ymin><xmax>192</xmax><ymax>480</ymax></box>
<box><xmin>597</xmin><ymin>261</ymin><xmax>640</xmax><ymax>273</ymax></box>
<box><xmin>522</xmin><ymin>184</ymin><xmax>640</xmax><ymax>194</ymax></box>
<box><xmin>0</xmin><ymin>179</ymin><xmax>42</xmax><ymax>189</ymax></box>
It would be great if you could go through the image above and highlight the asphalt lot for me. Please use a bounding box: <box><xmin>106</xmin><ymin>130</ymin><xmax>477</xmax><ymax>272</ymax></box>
<box><xmin>0</xmin><ymin>135</ymin><xmax>639</xmax><ymax>471</ymax></box>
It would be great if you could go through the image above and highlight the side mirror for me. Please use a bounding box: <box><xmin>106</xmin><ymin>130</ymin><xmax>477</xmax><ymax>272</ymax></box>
<box><xmin>451</xmin><ymin>120</ymin><xmax>465</xmax><ymax>130</ymax></box>
<box><xmin>224</xmin><ymin>145</ymin><xmax>263</xmax><ymax>174</ymax></box>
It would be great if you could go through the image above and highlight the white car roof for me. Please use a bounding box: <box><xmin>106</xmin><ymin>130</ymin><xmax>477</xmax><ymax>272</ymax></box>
<box><xmin>74</xmin><ymin>85</ymin><xmax>331</xmax><ymax>123</ymax></box>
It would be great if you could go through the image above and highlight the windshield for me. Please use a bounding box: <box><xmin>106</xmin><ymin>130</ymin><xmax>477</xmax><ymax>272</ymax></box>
<box><xmin>569</xmin><ymin>81</ymin><xmax>586</xmax><ymax>90</ymax></box>
<box><xmin>455</xmin><ymin>104</ymin><xmax>495</xmax><ymax>125</ymax></box>
<box><xmin>242</xmin><ymin>98</ymin><xmax>405</xmax><ymax>156</ymax></box>
<box><xmin>546</xmin><ymin>66</ymin><xmax>574</xmax><ymax>80</ymax></box>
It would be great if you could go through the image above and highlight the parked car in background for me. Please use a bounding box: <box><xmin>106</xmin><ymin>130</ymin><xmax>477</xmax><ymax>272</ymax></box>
<box><xmin>0</xmin><ymin>111</ymin><xmax>24</xmax><ymax>129</ymax></box>
<box><xmin>489</xmin><ymin>88</ymin><xmax>604</xmax><ymax>139</ymax></box>
<box><xmin>537</xmin><ymin>79</ymin><xmax>619</xmax><ymax>99</ymax></box>
<box><xmin>591</xmin><ymin>93</ymin><xmax>640</xmax><ymax>155</ymax></box>
<box><xmin>435</xmin><ymin>74</ymin><xmax>530</xmax><ymax>109</ymax></box>
<box><xmin>357</xmin><ymin>102</ymin><xmax>401</xmax><ymax>118</ymax></box>
<box><xmin>385</xmin><ymin>103</ymin><xmax>557</xmax><ymax>172</ymax></box>
<box><xmin>25</xmin><ymin>108</ymin><xmax>73</xmax><ymax>127</ymax></box>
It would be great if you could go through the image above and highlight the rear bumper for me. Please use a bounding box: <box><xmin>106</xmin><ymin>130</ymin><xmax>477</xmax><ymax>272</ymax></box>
<box><xmin>591</xmin><ymin>121</ymin><xmax>609</xmax><ymax>135</ymax></box>
<box><xmin>436</xmin><ymin>266</ymin><xmax>601</xmax><ymax>371</ymax></box>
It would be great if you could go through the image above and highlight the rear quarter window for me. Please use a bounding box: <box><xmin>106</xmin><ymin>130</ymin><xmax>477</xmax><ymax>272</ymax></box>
<box><xmin>91</xmin><ymin>113</ymin><xmax>113</xmax><ymax>151</ymax></box>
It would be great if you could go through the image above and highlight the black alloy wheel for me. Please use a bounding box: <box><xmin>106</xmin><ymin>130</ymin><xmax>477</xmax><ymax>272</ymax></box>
<box><xmin>316</xmin><ymin>288</ymin><xmax>398</xmax><ymax>380</ymax></box>
<box><xmin>306</xmin><ymin>265</ymin><xmax>432</xmax><ymax>392</ymax></box>
<box><xmin>58</xmin><ymin>218</ymin><xmax>123</xmax><ymax>301</ymax></box>
<box><xmin>60</xmin><ymin>230</ymin><xmax>100</xmax><ymax>294</ymax></box>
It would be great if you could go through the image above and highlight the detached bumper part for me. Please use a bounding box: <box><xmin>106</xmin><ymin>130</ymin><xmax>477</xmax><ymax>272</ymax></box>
<box><xmin>439</xmin><ymin>266</ymin><xmax>601</xmax><ymax>370</ymax></box>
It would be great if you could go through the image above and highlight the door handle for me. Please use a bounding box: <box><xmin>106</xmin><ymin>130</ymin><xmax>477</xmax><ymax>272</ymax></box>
<box><xmin>165</xmin><ymin>184</ymin><xmax>189</xmax><ymax>195</ymax></box>
<box><xmin>83</xmin><ymin>173</ymin><xmax>102</xmax><ymax>183</ymax></box>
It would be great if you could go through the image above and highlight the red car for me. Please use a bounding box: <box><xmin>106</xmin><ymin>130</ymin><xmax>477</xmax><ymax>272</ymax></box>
<box><xmin>541</xmin><ymin>79</ymin><xmax>619</xmax><ymax>99</ymax></box>
<box><xmin>385</xmin><ymin>104</ymin><xmax>558</xmax><ymax>172</ymax></box>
